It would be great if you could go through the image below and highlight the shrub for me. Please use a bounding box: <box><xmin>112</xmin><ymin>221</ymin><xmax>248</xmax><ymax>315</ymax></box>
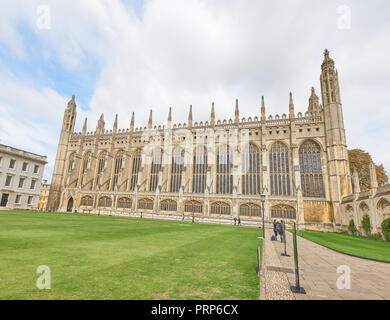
<box><xmin>368</xmin><ymin>233</ymin><xmax>383</xmax><ymax>241</ymax></box>
<box><xmin>382</xmin><ymin>218</ymin><xmax>390</xmax><ymax>241</ymax></box>
<box><xmin>361</xmin><ymin>214</ymin><xmax>371</xmax><ymax>236</ymax></box>
<box><xmin>348</xmin><ymin>219</ymin><xmax>357</xmax><ymax>236</ymax></box>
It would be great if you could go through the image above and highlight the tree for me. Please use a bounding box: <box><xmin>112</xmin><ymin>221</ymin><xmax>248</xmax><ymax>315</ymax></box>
<box><xmin>348</xmin><ymin>149</ymin><xmax>388</xmax><ymax>191</ymax></box>
<box><xmin>361</xmin><ymin>214</ymin><xmax>371</xmax><ymax>236</ymax></box>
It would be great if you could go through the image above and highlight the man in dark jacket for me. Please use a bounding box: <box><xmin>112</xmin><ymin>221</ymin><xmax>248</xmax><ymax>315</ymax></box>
<box><xmin>276</xmin><ymin>221</ymin><xmax>284</xmax><ymax>243</ymax></box>
<box><xmin>273</xmin><ymin>220</ymin><xmax>278</xmax><ymax>240</ymax></box>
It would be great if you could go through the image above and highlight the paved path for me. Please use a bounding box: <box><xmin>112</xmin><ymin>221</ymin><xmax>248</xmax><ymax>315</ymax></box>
<box><xmin>261</xmin><ymin>229</ymin><xmax>390</xmax><ymax>300</ymax></box>
<box><xmin>274</xmin><ymin>230</ymin><xmax>390</xmax><ymax>300</ymax></box>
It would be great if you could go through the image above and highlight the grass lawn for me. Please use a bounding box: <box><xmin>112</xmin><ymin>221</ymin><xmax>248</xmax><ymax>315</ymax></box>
<box><xmin>295</xmin><ymin>230</ymin><xmax>390</xmax><ymax>262</ymax></box>
<box><xmin>0</xmin><ymin>211</ymin><xmax>261</xmax><ymax>300</ymax></box>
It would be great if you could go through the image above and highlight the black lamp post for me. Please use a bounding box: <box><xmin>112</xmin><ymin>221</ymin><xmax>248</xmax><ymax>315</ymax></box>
<box><xmin>260</xmin><ymin>193</ymin><xmax>266</xmax><ymax>238</ymax></box>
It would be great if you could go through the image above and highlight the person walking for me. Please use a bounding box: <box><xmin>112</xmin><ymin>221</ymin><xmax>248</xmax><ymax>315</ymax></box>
<box><xmin>273</xmin><ymin>220</ymin><xmax>278</xmax><ymax>240</ymax></box>
<box><xmin>276</xmin><ymin>221</ymin><xmax>284</xmax><ymax>243</ymax></box>
<box><xmin>234</xmin><ymin>217</ymin><xmax>237</xmax><ymax>226</ymax></box>
<box><xmin>238</xmin><ymin>217</ymin><xmax>241</xmax><ymax>226</ymax></box>
<box><xmin>182</xmin><ymin>214</ymin><xmax>185</xmax><ymax>222</ymax></box>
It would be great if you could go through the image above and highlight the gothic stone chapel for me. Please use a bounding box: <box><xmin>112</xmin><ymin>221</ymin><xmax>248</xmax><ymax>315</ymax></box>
<box><xmin>47</xmin><ymin>50</ymin><xmax>390</xmax><ymax>232</ymax></box>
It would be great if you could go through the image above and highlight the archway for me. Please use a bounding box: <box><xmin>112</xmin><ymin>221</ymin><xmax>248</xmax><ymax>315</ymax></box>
<box><xmin>67</xmin><ymin>198</ymin><xmax>74</xmax><ymax>212</ymax></box>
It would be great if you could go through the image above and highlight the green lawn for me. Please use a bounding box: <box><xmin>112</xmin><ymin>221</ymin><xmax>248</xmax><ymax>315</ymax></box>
<box><xmin>0</xmin><ymin>211</ymin><xmax>261</xmax><ymax>300</ymax></box>
<box><xmin>296</xmin><ymin>230</ymin><xmax>390</xmax><ymax>262</ymax></box>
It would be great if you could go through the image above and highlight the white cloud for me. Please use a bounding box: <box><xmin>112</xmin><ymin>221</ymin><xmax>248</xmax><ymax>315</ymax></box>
<box><xmin>0</xmin><ymin>0</ymin><xmax>389</xmax><ymax>179</ymax></box>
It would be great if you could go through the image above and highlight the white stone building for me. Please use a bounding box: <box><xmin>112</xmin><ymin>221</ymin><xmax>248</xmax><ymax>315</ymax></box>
<box><xmin>0</xmin><ymin>144</ymin><xmax>47</xmax><ymax>210</ymax></box>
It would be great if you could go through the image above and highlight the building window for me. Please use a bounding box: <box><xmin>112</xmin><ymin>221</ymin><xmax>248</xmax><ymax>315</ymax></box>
<box><xmin>68</xmin><ymin>153</ymin><xmax>76</xmax><ymax>172</ymax></box>
<box><xmin>160</xmin><ymin>199</ymin><xmax>177</xmax><ymax>211</ymax></box>
<box><xmin>117</xmin><ymin>197</ymin><xmax>132</xmax><ymax>209</ymax></box>
<box><xmin>18</xmin><ymin>177</ymin><xmax>25</xmax><ymax>188</ymax></box>
<box><xmin>80</xmin><ymin>196</ymin><xmax>93</xmax><ymax>206</ymax></box>
<box><xmin>98</xmin><ymin>196</ymin><xmax>112</xmax><ymax>208</ymax></box>
<box><xmin>184</xmin><ymin>200</ymin><xmax>203</xmax><ymax>213</ymax></box>
<box><xmin>170</xmin><ymin>148</ymin><xmax>184</xmax><ymax>193</ymax></box>
<box><xmin>0</xmin><ymin>194</ymin><xmax>9</xmax><ymax>207</ymax></box>
<box><xmin>299</xmin><ymin>140</ymin><xmax>324</xmax><ymax>198</ymax></box>
<box><xmin>138</xmin><ymin>198</ymin><xmax>154</xmax><ymax>210</ymax></box>
<box><xmin>34</xmin><ymin>165</ymin><xmax>39</xmax><ymax>174</ymax></box>
<box><xmin>22</xmin><ymin>162</ymin><xmax>28</xmax><ymax>172</ymax></box>
<box><xmin>80</xmin><ymin>152</ymin><xmax>91</xmax><ymax>186</ymax></box>
<box><xmin>9</xmin><ymin>159</ymin><xmax>16</xmax><ymax>169</ymax></box>
<box><xmin>192</xmin><ymin>147</ymin><xmax>207</xmax><ymax>193</ymax></box>
<box><xmin>271</xmin><ymin>205</ymin><xmax>296</xmax><ymax>219</ymax></box>
<box><xmin>242</xmin><ymin>144</ymin><xmax>261</xmax><ymax>195</ymax></box>
<box><xmin>15</xmin><ymin>195</ymin><xmax>21</xmax><ymax>204</ymax></box>
<box><xmin>5</xmin><ymin>176</ymin><xmax>12</xmax><ymax>187</ymax></box>
<box><xmin>239</xmin><ymin>203</ymin><xmax>261</xmax><ymax>217</ymax></box>
<box><xmin>149</xmin><ymin>149</ymin><xmax>162</xmax><ymax>192</ymax></box>
<box><xmin>216</xmin><ymin>145</ymin><xmax>233</xmax><ymax>194</ymax></box>
<box><xmin>95</xmin><ymin>151</ymin><xmax>107</xmax><ymax>187</ymax></box>
<box><xmin>130</xmin><ymin>150</ymin><xmax>142</xmax><ymax>191</ymax></box>
<box><xmin>269</xmin><ymin>142</ymin><xmax>291</xmax><ymax>196</ymax></box>
<box><xmin>211</xmin><ymin>202</ymin><xmax>231</xmax><ymax>215</ymax></box>
<box><xmin>112</xmin><ymin>151</ymin><xmax>124</xmax><ymax>190</ymax></box>
<box><xmin>27</xmin><ymin>196</ymin><xmax>33</xmax><ymax>205</ymax></box>
<box><xmin>30</xmin><ymin>179</ymin><xmax>37</xmax><ymax>190</ymax></box>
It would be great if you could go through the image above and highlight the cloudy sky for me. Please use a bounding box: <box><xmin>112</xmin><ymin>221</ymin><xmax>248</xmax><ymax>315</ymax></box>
<box><xmin>0</xmin><ymin>0</ymin><xmax>389</xmax><ymax>180</ymax></box>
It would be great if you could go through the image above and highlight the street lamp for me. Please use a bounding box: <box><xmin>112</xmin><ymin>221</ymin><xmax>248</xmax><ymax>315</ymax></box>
<box><xmin>260</xmin><ymin>193</ymin><xmax>266</xmax><ymax>239</ymax></box>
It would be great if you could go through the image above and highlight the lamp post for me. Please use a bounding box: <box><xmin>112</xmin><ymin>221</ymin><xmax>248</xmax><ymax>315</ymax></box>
<box><xmin>260</xmin><ymin>193</ymin><xmax>266</xmax><ymax>238</ymax></box>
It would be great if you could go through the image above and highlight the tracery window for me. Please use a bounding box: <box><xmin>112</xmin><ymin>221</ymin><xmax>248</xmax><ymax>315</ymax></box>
<box><xmin>68</xmin><ymin>153</ymin><xmax>76</xmax><ymax>172</ymax></box>
<box><xmin>242</xmin><ymin>144</ymin><xmax>261</xmax><ymax>195</ymax></box>
<box><xmin>149</xmin><ymin>149</ymin><xmax>162</xmax><ymax>192</ymax></box>
<box><xmin>184</xmin><ymin>200</ymin><xmax>203</xmax><ymax>213</ymax></box>
<box><xmin>96</xmin><ymin>151</ymin><xmax>107</xmax><ymax>186</ymax></box>
<box><xmin>192</xmin><ymin>147</ymin><xmax>207</xmax><ymax>193</ymax></box>
<box><xmin>216</xmin><ymin>145</ymin><xmax>233</xmax><ymax>194</ymax></box>
<box><xmin>271</xmin><ymin>205</ymin><xmax>296</xmax><ymax>219</ymax></box>
<box><xmin>117</xmin><ymin>197</ymin><xmax>132</xmax><ymax>209</ymax></box>
<box><xmin>138</xmin><ymin>198</ymin><xmax>154</xmax><ymax>210</ymax></box>
<box><xmin>299</xmin><ymin>141</ymin><xmax>324</xmax><ymax>198</ymax></box>
<box><xmin>80</xmin><ymin>196</ymin><xmax>93</xmax><ymax>207</ymax></box>
<box><xmin>112</xmin><ymin>151</ymin><xmax>124</xmax><ymax>190</ymax></box>
<box><xmin>239</xmin><ymin>203</ymin><xmax>261</xmax><ymax>217</ymax></box>
<box><xmin>269</xmin><ymin>142</ymin><xmax>291</xmax><ymax>196</ymax></box>
<box><xmin>170</xmin><ymin>148</ymin><xmax>184</xmax><ymax>193</ymax></box>
<box><xmin>130</xmin><ymin>150</ymin><xmax>142</xmax><ymax>191</ymax></box>
<box><xmin>80</xmin><ymin>152</ymin><xmax>91</xmax><ymax>186</ymax></box>
<box><xmin>211</xmin><ymin>202</ymin><xmax>231</xmax><ymax>215</ymax></box>
<box><xmin>160</xmin><ymin>199</ymin><xmax>177</xmax><ymax>211</ymax></box>
<box><xmin>98</xmin><ymin>196</ymin><xmax>112</xmax><ymax>208</ymax></box>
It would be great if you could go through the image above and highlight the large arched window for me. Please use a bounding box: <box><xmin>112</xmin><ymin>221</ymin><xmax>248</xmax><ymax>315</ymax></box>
<box><xmin>96</xmin><ymin>151</ymin><xmax>107</xmax><ymax>186</ymax></box>
<box><xmin>138</xmin><ymin>198</ymin><xmax>154</xmax><ymax>210</ymax></box>
<box><xmin>271</xmin><ymin>205</ymin><xmax>296</xmax><ymax>219</ymax></box>
<box><xmin>80</xmin><ymin>152</ymin><xmax>91</xmax><ymax>186</ymax></box>
<box><xmin>211</xmin><ymin>202</ymin><xmax>231</xmax><ymax>215</ymax></box>
<box><xmin>239</xmin><ymin>203</ymin><xmax>261</xmax><ymax>217</ymax></box>
<box><xmin>160</xmin><ymin>199</ymin><xmax>177</xmax><ymax>211</ymax></box>
<box><xmin>80</xmin><ymin>195</ymin><xmax>93</xmax><ymax>207</ymax></box>
<box><xmin>68</xmin><ymin>152</ymin><xmax>76</xmax><ymax>173</ymax></box>
<box><xmin>170</xmin><ymin>148</ymin><xmax>184</xmax><ymax>193</ymax></box>
<box><xmin>269</xmin><ymin>142</ymin><xmax>291</xmax><ymax>196</ymax></box>
<box><xmin>184</xmin><ymin>200</ymin><xmax>203</xmax><ymax>213</ymax></box>
<box><xmin>98</xmin><ymin>196</ymin><xmax>112</xmax><ymax>208</ymax></box>
<box><xmin>112</xmin><ymin>151</ymin><xmax>124</xmax><ymax>190</ymax></box>
<box><xmin>117</xmin><ymin>197</ymin><xmax>132</xmax><ymax>209</ymax></box>
<box><xmin>192</xmin><ymin>147</ymin><xmax>207</xmax><ymax>193</ymax></box>
<box><xmin>216</xmin><ymin>145</ymin><xmax>233</xmax><ymax>194</ymax></box>
<box><xmin>130</xmin><ymin>150</ymin><xmax>142</xmax><ymax>191</ymax></box>
<box><xmin>242</xmin><ymin>144</ymin><xmax>261</xmax><ymax>195</ymax></box>
<box><xmin>299</xmin><ymin>140</ymin><xmax>324</xmax><ymax>198</ymax></box>
<box><xmin>149</xmin><ymin>149</ymin><xmax>162</xmax><ymax>192</ymax></box>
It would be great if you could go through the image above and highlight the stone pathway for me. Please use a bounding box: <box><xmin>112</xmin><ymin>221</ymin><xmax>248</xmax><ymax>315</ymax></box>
<box><xmin>266</xmin><ymin>230</ymin><xmax>390</xmax><ymax>300</ymax></box>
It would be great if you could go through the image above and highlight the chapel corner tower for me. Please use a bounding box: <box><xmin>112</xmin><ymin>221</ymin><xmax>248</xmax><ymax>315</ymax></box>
<box><xmin>320</xmin><ymin>49</ymin><xmax>352</xmax><ymax>219</ymax></box>
<box><xmin>47</xmin><ymin>95</ymin><xmax>77</xmax><ymax>211</ymax></box>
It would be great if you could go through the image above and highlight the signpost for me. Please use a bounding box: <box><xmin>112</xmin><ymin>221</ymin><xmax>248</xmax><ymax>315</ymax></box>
<box><xmin>281</xmin><ymin>221</ymin><xmax>289</xmax><ymax>257</ymax></box>
<box><xmin>291</xmin><ymin>222</ymin><xmax>306</xmax><ymax>294</ymax></box>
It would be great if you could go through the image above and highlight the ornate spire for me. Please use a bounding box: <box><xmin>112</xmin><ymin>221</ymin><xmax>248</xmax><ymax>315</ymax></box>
<box><xmin>113</xmin><ymin>114</ymin><xmax>118</xmax><ymax>133</ymax></box>
<box><xmin>321</xmin><ymin>48</ymin><xmax>335</xmax><ymax>70</ymax></box>
<box><xmin>370</xmin><ymin>161</ymin><xmax>378</xmax><ymax>189</ymax></box>
<box><xmin>168</xmin><ymin>107</ymin><xmax>172</xmax><ymax>122</ymax></box>
<box><xmin>188</xmin><ymin>105</ymin><xmax>193</xmax><ymax>128</ymax></box>
<box><xmin>261</xmin><ymin>96</ymin><xmax>266</xmax><ymax>122</ymax></box>
<box><xmin>289</xmin><ymin>92</ymin><xmax>295</xmax><ymax>119</ymax></box>
<box><xmin>235</xmin><ymin>99</ymin><xmax>239</xmax><ymax>124</ymax></box>
<box><xmin>148</xmin><ymin>109</ymin><xmax>153</xmax><ymax>129</ymax></box>
<box><xmin>308</xmin><ymin>87</ymin><xmax>320</xmax><ymax>114</ymax></box>
<box><xmin>211</xmin><ymin>102</ymin><xmax>215</xmax><ymax>127</ymax></box>
<box><xmin>67</xmin><ymin>94</ymin><xmax>76</xmax><ymax>111</ymax></box>
<box><xmin>96</xmin><ymin>114</ymin><xmax>105</xmax><ymax>135</ymax></box>
<box><xmin>82</xmin><ymin>117</ymin><xmax>87</xmax><ymax>135</ymax></box>
<box><xmin>130</xmin><ymin>112</ymin><xmax>135</xmax><ymax>131</ymax></box>
<box><xmin>352</xmin><ymin>169</ymin><xmax>361</xmax><ymax>194</ymax></box>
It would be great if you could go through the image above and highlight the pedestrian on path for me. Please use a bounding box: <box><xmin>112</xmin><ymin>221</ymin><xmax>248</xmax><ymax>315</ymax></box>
<box><xmin>238</xmin><ymin>217</ymin><xmax>241</xmax><ymax>226</ymax></box>
<box><xmin>276</xmin><ymin>221</ymin><xmax>284</xmax><ymax>243</ymax></box>
<box><xmin>273</xmin><ymin>220</ymin><xmax>278</xmax><ymax>240</ymax></box>
<box><xmin>234</xmin><ymin>217</ymin><xmax>237</xmax><ymax>226</ymax></box>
